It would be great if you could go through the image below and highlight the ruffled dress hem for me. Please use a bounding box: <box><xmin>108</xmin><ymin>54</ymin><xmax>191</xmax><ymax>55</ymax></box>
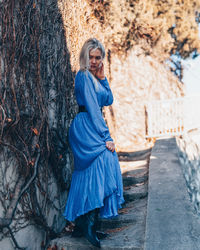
<box><xmin>63</xmin><ymin>149</ymin><xmax>124</xmax><ymax>222</ymax></box>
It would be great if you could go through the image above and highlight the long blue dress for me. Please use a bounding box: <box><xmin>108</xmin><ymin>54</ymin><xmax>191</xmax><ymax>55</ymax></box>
<box><xmin>63</xmin><ymin>70</ymin><xmax>124</xmax><ymax>222</ymax></box>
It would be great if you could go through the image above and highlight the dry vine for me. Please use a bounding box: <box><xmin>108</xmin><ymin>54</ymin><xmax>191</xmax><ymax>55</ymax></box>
<box><xmin>0</xmin><ymin>0</ymin><xmax>76</xmax><ymax>249</ymax></box>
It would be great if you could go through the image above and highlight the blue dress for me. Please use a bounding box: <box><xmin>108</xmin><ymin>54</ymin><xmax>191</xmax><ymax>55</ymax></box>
<box><xmin>63</xmin><ymin>70</ymin><xmax>124</xmax><ymax>222</ymax></box>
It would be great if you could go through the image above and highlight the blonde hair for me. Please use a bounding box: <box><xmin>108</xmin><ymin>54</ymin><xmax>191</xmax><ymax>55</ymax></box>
<box><xmin>79</xmin><ymin>38</ymin><xmax>105</xmax><ymax>91</ymax></box>
<box><xmin>79</xmin><ymin>38</ymin><xmax>105</xmax><ymax>71</ymax></box>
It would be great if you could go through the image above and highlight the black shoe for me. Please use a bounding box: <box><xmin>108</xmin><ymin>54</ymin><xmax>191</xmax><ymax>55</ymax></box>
<box><xmin>75</xmin><ymin>211</ymin><xmax>101</xmax><ymax>248</ymax></box>
<box><xmin>72</xmin><ymin>225</ymin><xmax>109</xmax><ymax>240</ymax></box>
<box><xmin>71</xmin><ymin>225</ymin><xmax>83</xmax><ymax>237</ymax></box>
<box><xmin>96</xmin><ymin>231</ymin><xmax>109</xmax><ymax>239</ymax></box>
<box><xmin>94</xmin><ymin>209</ymin><xmax>109</xmax><ymax>239</ymax></box>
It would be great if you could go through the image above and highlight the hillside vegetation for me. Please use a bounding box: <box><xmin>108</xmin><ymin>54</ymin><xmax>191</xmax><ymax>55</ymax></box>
<box><xmin>89</xmin><ymin>0</ymin><xmax>200</xmax><ymax>59</ymax></box>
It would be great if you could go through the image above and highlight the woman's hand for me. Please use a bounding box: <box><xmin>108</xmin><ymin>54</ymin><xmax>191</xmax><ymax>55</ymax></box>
<box><xmin>95</xmin><ymin>62</ymin><xmax>105</xmax><ymax>80</ymax></box>
<box><xmin>106</xmin><ymin>141</ymin><xmax>115</xmax><ymax>152</ymax></box>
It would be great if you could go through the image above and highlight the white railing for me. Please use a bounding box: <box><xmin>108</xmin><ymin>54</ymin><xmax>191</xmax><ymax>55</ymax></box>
<box><xmin>146</xmin><ymin>95</ymin><xmax>200</xmax><ymax>138</ymax></box>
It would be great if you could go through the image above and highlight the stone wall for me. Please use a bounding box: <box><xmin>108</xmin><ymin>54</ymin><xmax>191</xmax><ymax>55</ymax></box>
<box><xmin>176</xmin><ymin>132</ymin><xmax>200</xmax><ymax>214</ymax></box>
<box><xmin>0</xmin><ymin>1</ymin><xmax>76</xmax><ymax>249</ymax></box>
<box><xmin>105</xmin><ymin>47</ymin><xmax>184</xmax><ymax>152</ymax></box>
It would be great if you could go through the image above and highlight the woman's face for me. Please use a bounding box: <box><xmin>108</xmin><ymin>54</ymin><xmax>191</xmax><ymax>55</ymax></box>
<box><xmin>89</xmin><ymin>48</ymin><xmax>102</xmax><ymax>73</ymax></box>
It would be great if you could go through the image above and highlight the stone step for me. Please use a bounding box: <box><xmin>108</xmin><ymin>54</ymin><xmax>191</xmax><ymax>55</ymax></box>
<box><xmin>48</xmin><ymin>233</ymin><xmax>143</xmax><ymax>250</ymax></box>
<box><xmin>99</xmin><ymin>199</ymin><xmax>146</xmax><ymax>231</ymax></box>
<box><xmin>123</xmin><ymin>173</ymin><xmax>148</xmax><ymax>187</ymax></box>
<box><xmin>120</xmin><ymin>160</ymin><xmax>148</xmax><ymax>175</ymax></box>
<box><xmin>121</xmin><ymin>159</ymin><xmax>148</xmax><ymax>187</ymax></box>
<box><xmin>123</xmin><ymin>183</ymin><xmax>148</xmax><ymax>203</ymax></box>
<box><xmin>118</xmin><ymin>148</ymin><xmax>151</xmax><ymax>162</ymax></box>
<box><xmin>49</xmin><ymin>199</ymin><xmax>147</xmax><ymax>250</ymax></box>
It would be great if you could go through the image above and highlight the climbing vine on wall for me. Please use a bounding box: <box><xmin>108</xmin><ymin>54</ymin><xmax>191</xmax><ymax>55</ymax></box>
<box><xmin>0</xmin><ymin>0</ymin><xmax>76</xmax><ymax>248</ymax></box>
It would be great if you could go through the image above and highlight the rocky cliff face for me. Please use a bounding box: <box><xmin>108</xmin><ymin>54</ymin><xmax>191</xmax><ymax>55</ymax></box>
<box><xmin>104</xmin><ymin>47</ymin><xmax>184</xmax><ymax>151</ymax></box>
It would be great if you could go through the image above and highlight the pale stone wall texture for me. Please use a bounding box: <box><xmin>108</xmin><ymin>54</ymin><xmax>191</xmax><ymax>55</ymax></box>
<box><xmin>176</xmin><ymin>132</ymin><xmax>200</xmax><ymax>214</ymax></box>
<box><xmin>57</xmin><ymin>0</ymin><xmax>185</xmax><ymax>152</ymax></box>
<box><xmin>104</xmin><ymin>47</ymin><xmax>184</xmax><ymax>152</ymax></box>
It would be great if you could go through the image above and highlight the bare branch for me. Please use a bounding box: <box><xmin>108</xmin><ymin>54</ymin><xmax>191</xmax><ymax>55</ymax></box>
<box><xmin>8</xmin><ymin>226</ymin><xmax>26</xmax><ymax>250</ymax></box>
<box><xmin>0</xmin><ymin>151</ymin><xmax>40</xmax><ymax>228</ymax></box>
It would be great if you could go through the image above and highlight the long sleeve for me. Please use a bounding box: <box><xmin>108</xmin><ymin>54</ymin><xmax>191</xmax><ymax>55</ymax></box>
<box><xmin>76</xmin><ymin>71</ymin><xmax>113</xmax><ymax>142</ymax></box>
<box><xmin>98</xmin><ymin>77</ymin><xmax>113</xmax><ymax>106</ymax></box>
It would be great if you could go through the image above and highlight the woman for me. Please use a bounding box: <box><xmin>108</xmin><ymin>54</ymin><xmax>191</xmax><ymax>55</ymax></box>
<box><xmin>63</xmin><ymin>38</ymin><xmax>124</xmax><ymax>248</ymax></box>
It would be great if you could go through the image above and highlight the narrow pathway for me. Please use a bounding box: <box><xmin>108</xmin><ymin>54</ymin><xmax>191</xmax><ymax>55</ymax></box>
<box><xmin>49</xmin><ymin>148</ymin><xmax>151</xmax><ymax>250</ymax></box>
<box><xmin>145</xmin><ymin>138</ymin><xmax>200</xmax><ymax>250</ymax></box>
